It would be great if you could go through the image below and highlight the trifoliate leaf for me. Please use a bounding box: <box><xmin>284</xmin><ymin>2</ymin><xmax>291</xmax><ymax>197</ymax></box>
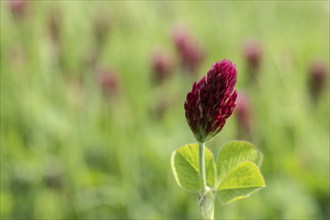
<box><xmin>171</xmin><ymin>144</ymin><xmax>216</xmax><ymax>191</ymax></box>
<box><xmin>216</xmin><ymin>141</ymin><xmax>263</xmax><ymax>185</ymax></box>
<box><xmin>217</xmin><ymin>161</ymin><xmax>265</xmax><ymax>204</ymax></box>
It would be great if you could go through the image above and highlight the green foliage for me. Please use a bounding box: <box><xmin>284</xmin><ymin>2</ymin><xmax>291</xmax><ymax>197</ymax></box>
<box><xmin>171</xmin><ymin>141</ymin><xmax>265</xmax><ymax>205</ymax></box>
<box><xmin>171</xmin><ymin>144</ymin><xmax>216</xmax><ymax>191</ymax></box>
<box><xmin>216</xmin><ymin>141</ymin><xmax>263</xmax><ymax>185</ymax></box>
<box><xmin>217</xmin><ymin>161</ymin><xmax>265</xmax><ymax>204</ymax></box>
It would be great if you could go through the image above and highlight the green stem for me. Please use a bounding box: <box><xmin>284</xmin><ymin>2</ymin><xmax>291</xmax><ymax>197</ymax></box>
<box><xmin>198</xmin><ymin>142</ymin><xmax>207</xmax><ymax>192</ymax></box>
<box><xmin>198</xmin><ymin>142</ymin><xmax>215</xmax><ymax>220</ymax></box>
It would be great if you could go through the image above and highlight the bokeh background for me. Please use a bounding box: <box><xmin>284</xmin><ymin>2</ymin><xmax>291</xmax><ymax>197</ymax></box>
<box><xmin>1</xmin><ymin>0</ymin><xmax>329</xmax><ymax>219</ymax></box>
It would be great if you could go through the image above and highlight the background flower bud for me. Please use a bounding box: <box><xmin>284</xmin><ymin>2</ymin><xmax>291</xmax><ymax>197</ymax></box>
<box><xmin>9</xmin><ymin>0</ymin><xmax>27</xmax><ymax>19</ymax></box>
<box><xmin>151</xmin><ymin>51</ymin><xmax>172</xmax><ymax>84</ymax></box>
<box><xmin>235</xmin><ymin>91</ymin><xmax>253</xmax><ymax>138</ymax></box>
<box><xmin>184</xmin><ymin>59</ymin><xmax>237</xmax><ymax>142</ymax></box>
<box><xmin>308</xmin><ymin>60</ymin><xmax>328</xmax><ymax>102</ymax></box>
<box><xmin>97</xmin><ymin>68</ymin><xmax>120</xmax><ymax>96</ymax></box>
<box><xmin>243</xmin><ymin>39</ymin><xmax>262</xmax><ymax>79</ymax></box>
<box><xmin>172</xmin><ymin>26</ymin><xmax>204</xmax><ymax>74</ymax></box>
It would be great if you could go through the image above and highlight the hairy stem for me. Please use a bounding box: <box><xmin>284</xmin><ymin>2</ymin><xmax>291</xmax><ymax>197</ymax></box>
<box><xmin>198</xmin><ymin>142</ymin><xmax>207</xmax><ymax>192</ymax></box>
<box><xmin>198</xmin><ymin>142</ymin><xmax>214</xmax><ymax>220</ymax></box>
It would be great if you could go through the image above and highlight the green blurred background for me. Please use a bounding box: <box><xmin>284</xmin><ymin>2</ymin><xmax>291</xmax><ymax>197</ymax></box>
<box><xmin>1</xmin><ymin>1</ymin><xmax>329</xmax><ymax>219</ymax></box>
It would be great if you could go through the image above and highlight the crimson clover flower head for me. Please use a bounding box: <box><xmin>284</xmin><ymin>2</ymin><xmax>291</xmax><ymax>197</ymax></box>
<box><xmin>184</xmin><ymin>59</ymin><xmax>237</xmax><ymax>143</ymax></box>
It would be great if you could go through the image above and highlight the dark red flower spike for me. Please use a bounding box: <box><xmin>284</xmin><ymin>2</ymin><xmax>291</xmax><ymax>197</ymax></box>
<box><xmin>184</xmin><ymin>59</ymin><xmax>237</xmax><ymax>142</ymax></box>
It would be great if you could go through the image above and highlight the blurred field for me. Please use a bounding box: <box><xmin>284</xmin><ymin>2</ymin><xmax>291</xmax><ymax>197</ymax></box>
<box><xmin>0</xmin><ymin>1</ymin><xmax>329</xmax><ymax>219</ymax></box>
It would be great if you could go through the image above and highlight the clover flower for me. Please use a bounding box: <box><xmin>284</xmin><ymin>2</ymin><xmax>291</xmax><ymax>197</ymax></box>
<box><xmin>151</xmin><ymin>51</ymin><xmax>172</xmax><ymax>84</ymax></box>
<box><xmin>235</xmin><ymin>91</ymin><xmax>253</xmax><ymax>138</ymax></box>
<box><xmin>9</xmin><ymin>0</ymin><xmax>27</xmax><ymax>19</ymax></box>
<box><xmin>308</xmin><ymin>60</ymin><xmax>327</xmax><ymax>101</ymax></box>
<box><xmin>243</xmin><ymin>39</ymin><xmax>262</xmax><ymax>79</ymax></box>
<box><xmin>97</xmin><ymin>68</ymin><xmax>119</xmax><ymax>96</ymax></box>
<box><xmin>173</xmin><ymin>26</ymin><xmax>204</xmax><ymax>74</ymax></box>
<box><xmin>184</xmin><ymin>59</ymin><xmax>237</xmax><ymax>142</ymax></box>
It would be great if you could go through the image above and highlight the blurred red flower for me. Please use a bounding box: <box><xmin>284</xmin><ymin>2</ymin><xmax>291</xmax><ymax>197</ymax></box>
<box><xmin>243</xmin><ymin>39</ymin><xmax>262</xmax><ymax>78</ymax></box>
<box><xmin>172</xmin><ymin>26</ymin><xmax>204</xmax><ymax>74</ymax></box>
<box><xmin>308</xmin><ymin>60</ymin><xmax>328</xmax><ymax>101</ymax></box>
<box><xmin>235</xmin><ymin>91</ymin><xmax>253</xmax><ymax>138</ymax></box>
<box><xmin>151</xmin><ymin>51</ymin><xmax>172</xmax><ymax>84</ymax></box>
<box><xmin>97</xmin><ymin>68</ymin><xmax>120</xmax><ymax>96</ymax></box>
<box><xmin>9</xmin><ymin>0</ymin><xmax>27</xmax><ymax>18</ymax></box>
